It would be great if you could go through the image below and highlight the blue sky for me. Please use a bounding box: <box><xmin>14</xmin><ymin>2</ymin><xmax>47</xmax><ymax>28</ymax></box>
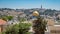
<box><xmin>0</xmin><ymin>0</ymin><xmax>60</xmax><ymax>10</ymax></box>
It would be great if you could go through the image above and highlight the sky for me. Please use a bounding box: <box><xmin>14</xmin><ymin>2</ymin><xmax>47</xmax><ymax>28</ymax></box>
<box><xmin>0</xmin><ymin>0</ymin><xmax>60</xmax><ymax>10</ymax></box>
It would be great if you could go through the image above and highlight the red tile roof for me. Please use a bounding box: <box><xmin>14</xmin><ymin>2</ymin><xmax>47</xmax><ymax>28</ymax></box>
<box><xmin>0</xmin><ymin>19</ymin><xmax>6</xmax><ymax>25</ymax></box>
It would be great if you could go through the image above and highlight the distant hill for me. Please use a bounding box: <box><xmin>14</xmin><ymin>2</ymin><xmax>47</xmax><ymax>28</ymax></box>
<box><xmin>0</xmin><ymin>8</ymin><xmax>60</xmax><ymax>16</ymax></box>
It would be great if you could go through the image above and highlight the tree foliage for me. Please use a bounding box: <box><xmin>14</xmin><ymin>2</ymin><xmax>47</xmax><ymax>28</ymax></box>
<box><xmin>18</xmin><ymin>17</ymin><xmax>26</xmax><ymax>22</ymax></box>
<box><xmin>0</xmin><ymin>16</ymin><xmax>13</xmax><ymax>21</ymax></box>
<box><xmin>3</xmin><ymin>22</ymin><xmax>31</xmax><ymax>34</ymax></box>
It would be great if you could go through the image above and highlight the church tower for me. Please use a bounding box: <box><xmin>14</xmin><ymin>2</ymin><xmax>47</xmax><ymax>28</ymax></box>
<box><xmin>41</xmin><ymin>5</ymin><xmax>42</xmax><ymax>9</ymax></box>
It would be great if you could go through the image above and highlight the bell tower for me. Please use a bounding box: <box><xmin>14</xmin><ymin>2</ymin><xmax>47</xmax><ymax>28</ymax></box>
<box><xmin>41</xmin><ymin>5</ymin><xmax>42</xmax><ymax>9</ymax></box>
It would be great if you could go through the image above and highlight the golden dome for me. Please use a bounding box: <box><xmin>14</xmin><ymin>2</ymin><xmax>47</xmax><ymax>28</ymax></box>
<box><xmin>32</xmin><ymin>11</ymin><xmax>39</xmax><ymax>16</ymax></box>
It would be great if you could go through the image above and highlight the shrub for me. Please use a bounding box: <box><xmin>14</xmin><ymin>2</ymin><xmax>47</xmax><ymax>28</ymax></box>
<box><xmin>3</xmin><ymin>23</ymin><xmax>31</xmax><ymax>34</ymax></box>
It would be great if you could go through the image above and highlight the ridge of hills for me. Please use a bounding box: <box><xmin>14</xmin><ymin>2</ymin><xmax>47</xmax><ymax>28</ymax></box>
<box><xmin>0</xmin><ymin>8</ymin><xmax>60</xmax><ymax>17</ymax></box>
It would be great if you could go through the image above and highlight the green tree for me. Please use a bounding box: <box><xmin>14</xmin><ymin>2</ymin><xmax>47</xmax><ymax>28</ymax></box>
<box><xmin>4</xmin><ymin>24</ymin><xmax>19</xmax><ymax>34</ymax></box>
<box><xmin>3</xmin><ymin>22</ymin><xmax>31</xmax><ymax>34</ymax></box>
<box><xmin>18</xmin><ymin>23</ymin><xmax>31</xmax><ymax>34</ymax></box>
<box><xmin>1</xmin><ymin>16</ymin><xmax>8</xmax><ymax>21</ymax></box>
<box><xmin>1</xmin><ymin>16</ymin><xmax>13</xmax><ymax>21</ymax></box>
<box><xmin>18</xmin><ymin>17</ymin><xmax>26</xmax><ymax>22</ymax></box>
<box><xmin>6</xmin><ymin>16</ymin><xmax>13</xmax><ymax>21</ymax></box>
